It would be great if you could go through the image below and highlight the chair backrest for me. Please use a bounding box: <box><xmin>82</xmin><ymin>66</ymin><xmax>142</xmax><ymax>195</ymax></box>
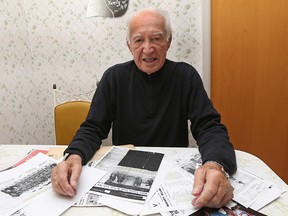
<box><xmin>54</xmin><ymin>100</ymin><xmax>91</xmax><ymax>145</ymax></box>
<box><xmin>53</xmin><ymin>84</ymin><xmax>97</xmax><ymax>145</ymax></box>
<box><xmin>53</xmin><ymin>83</ymin><xmax>96</xmax><ymax>106</ymax></box>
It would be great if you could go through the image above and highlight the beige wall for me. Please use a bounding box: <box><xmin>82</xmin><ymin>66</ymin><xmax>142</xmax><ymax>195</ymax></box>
<box><xmin>0</xmin><ymin>0</ymin><xmax>208</xmax><ymax>145</ymax></box>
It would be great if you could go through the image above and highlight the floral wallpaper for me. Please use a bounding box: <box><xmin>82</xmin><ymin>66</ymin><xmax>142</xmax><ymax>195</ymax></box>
<box><xmin>0</xmin><ymin>0</ymin><xmax>208</xmax><ymax>145</ymax></box>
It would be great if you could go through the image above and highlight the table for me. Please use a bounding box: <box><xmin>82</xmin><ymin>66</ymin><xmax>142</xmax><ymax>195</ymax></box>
<box><xmin>0</xmin><ymin>144</ymin><xmax>287</xmax><ymax>215</ymax></box>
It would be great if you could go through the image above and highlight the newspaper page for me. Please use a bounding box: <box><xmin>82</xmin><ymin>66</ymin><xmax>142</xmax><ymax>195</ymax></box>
<box><xmin>164</xmin><ymin>149</ymin><xmax>202</xmax><ymax>176</ymax></box>
<box><xmin>88</xmin><ymin>146</ymin><xmax>164</xmax><ymax>203</ymax></box>
<box><xmin>159</xmin><ymin>149</ymin><xmax>280</xmax><ymax>214</ymax></box>
<box><xmin>0</xmin><ymin>149</ymin><xmax>48</xmax><ymax>172</ymax></box>
<box><xmin>74</xmin><ymin>146</ymin><xmax>133</xmax><ymax>207</ymax></box>
<box><xmin>161</xmin><ymin>202</ymin><xmax>266</xmax><ymax>216</ymax></box>
<box><xmin>11</xmin><ymin>166</ymin><xmax>106</xmax><ymax>216</ymax></box>
<box><xmin>142</xmin><ymin>160</ymin><xmax>198</xmax><ymax>216</ymax></box>
<box><xmin>0</xmin><ymin>153</ymin><xmax>57</xmax><ymax>216</ymax></box>
<box><xmin>74</xmin><ymin>191</ymin><xmax>103</xmax><ymax>206</ymax></box>
<box><xmin>250</xmin><ymin>184</ymin><xmax>283</xmax><ymax>211</ymax></box>
<box><xmin>230</xmin><ymin>168</ymin><xmax>273</xmax><ymax>208</ymax></box>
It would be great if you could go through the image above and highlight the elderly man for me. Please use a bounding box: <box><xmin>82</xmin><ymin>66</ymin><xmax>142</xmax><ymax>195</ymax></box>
<box><xmin>52</xmin><ymin>8</ymin><xmax>236</xmax><ymax>209</ymax></box>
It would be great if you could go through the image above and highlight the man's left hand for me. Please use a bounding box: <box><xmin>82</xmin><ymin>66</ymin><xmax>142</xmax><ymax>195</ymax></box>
<box><xmin>192</xmin><ymin>162</ymin><xmax>234</xmax><ymax>208</ymax></box>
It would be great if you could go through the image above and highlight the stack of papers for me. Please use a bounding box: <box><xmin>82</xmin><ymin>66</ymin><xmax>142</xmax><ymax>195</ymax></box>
<box><xmin>0</xmin><ymin>153</ymin><xmax>57</xmax><ymax>216</ymax></box>
<box><xmin>83</xmin><ymin>146</ymin><xmax>166</xmax><ymax>215</ymax></box>
<box><xmin>156</xmin><ymin>150</ymin><xmax>286</xmax><ymax>215</ymax></box>
<box><xmin>1</xmin><ymin>147</ymin><xmax>285</xmax><ymax>216</ymax></box>
<box><xmin>0</xmin><ymin>153</ymin><xmax>106</xmax><ymax>216</ymax></box>
<box><xmin>80</xmin><ymin>147</ymin><xmax>285</xmax><ymax>215</ymax></box>
<box><xmin>230</xmin><ymin>168</ymin><xmax>284</xmax><ymax>211</ymax></box>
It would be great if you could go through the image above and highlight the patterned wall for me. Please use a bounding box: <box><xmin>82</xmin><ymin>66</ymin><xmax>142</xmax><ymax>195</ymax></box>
<box><xmin>0</xmin><ymin>0</ymin><xmax>209</xmax><ymax>145</ymax></box>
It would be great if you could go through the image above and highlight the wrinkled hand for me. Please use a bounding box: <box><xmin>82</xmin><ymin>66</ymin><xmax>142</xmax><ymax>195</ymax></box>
<box><xmin>51</xmin><ymin>154</ymin><xmax>82</xmax><ymax>196</ymax></box>
<box><xmin>192</xmin><ymin>162</ymin><xmax>233</xmax><ymax>208</ymax></box>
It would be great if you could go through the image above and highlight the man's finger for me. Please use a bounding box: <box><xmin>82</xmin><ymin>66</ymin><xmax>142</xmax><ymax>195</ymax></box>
<box><xmin>57</xmin><ymin>162</ymin><xmax>76</xmax><ymax>196</ymax></box>
<box><xmin>192</xmin><ymin>166</ymin><xmax>206</xmax><ymax>196</ymax></box>
<box><xmin>69</xmin><ymin>162</ymin><xmax>82</xmax><ymax>194</ymax></box>
<box><xmin>203</xmin><ymin>184</ymin><xmax>233</xmax><ymax>208</ymax></box>
<box><xmin>193</xmin><ymin>175</ymin><xmax>219</xmax><ymax>208</ymax></box>
<box><xmin>52</xmin><ymin>165</ymin><xmax>71</xmax><ymax>196</ymax></box>
<box><xmin>192</xmin><ymin>163</ymin><xmax>233</xmax><ymax>208</ymax></box>
<box><xmin>51</xmin><ymin>158</ymin><xmax>81</xmax><ymax>197</ymax></box>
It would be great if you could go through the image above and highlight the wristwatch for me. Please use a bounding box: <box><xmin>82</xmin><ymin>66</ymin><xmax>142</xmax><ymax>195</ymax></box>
<box><xmin>205</xmin><ymin>161</ymin><xmax>230</xmax><ymax>179</ymax></box>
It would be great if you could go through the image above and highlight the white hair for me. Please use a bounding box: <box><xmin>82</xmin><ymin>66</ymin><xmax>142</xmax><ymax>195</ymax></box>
<box><xmin>126</xmin><ymin>8</ymin><xmax>172</xmax><ymax>44</ymax></box>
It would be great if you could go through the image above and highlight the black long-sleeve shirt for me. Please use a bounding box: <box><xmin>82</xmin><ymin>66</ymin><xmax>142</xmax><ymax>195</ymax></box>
<box><xmin>65</xmin><ymin>59</ymin><xmax>237</xmax><ymax>174</ymax></box>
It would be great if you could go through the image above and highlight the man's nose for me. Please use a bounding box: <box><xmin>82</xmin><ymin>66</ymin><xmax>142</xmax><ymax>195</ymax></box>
<box><xmin>142</xmin><ymin>40</ymin><xmax>154</xmax><ymax>53</ymax></box>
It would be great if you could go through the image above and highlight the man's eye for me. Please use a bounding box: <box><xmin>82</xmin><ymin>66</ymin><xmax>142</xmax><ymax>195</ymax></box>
<box><xmin>151</xmin><ymin>36</ymin><xmax>164</xmax><ymax>43</ymax></box>
<box><xmin>134</xmin><ymin>39</ymin><xmax>143</xmax><ymax>44</ymax></box>
<box><xmin>152</xmin><ymin>37</ymin><xmax>161</xmax><ymax>41</ymax></box>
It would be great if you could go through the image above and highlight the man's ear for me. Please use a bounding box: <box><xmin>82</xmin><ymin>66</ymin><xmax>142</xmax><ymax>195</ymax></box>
<box><xmin>127</xmin><ymin>40</ymin><xmax>132</xmax><ymax>53</ymax></box>
<box><xmin>167</xmin><ymin>34</ymin><xmax>172</xmax><ymax>50</ymax></box>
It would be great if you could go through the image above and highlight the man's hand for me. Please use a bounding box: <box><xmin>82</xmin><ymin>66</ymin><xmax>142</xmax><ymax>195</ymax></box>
<box><xmin>192</xmin><ymin>162</ymin><xmax>233</xmax><ymax>208</ymax></box>
<box><xmin>51</xmin><ymin>154</ymin><xmax>82</xmax><ymax>196</ymax></box>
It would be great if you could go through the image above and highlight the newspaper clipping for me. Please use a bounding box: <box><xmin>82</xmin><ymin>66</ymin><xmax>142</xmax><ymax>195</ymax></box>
<box><xmin>89</xmin><ymin>146</ymin><xmax>164</xmax><ymax>203</ymax></box>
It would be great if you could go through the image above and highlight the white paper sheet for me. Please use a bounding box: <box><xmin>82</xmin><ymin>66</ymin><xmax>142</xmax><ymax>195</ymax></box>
<box><xmin>141</xmin><ymin>160</ymin><xmax>198</xmax><ymax>216</ymax></box>
<box><xmin>230</xmin><ymin>168</ymin><xmax>273</xmax><ymax>208</ymax></box>
<box><xmin>98</xmin><ymin>150</ymin><xmax>168</xmax><ymax>216</ymax></box>
<box><xmin>0</xmin><ymin>153</ymin><xmax>57</xmax><ymax>216</ymax></box>
<box><xmin>14</xmin><ymin>166</ymin><xmax>106</xmax><ymax>216</ymax></box>
<box><xmin>101</xmin><ymin>195</ymin><xmax>145</xmax><ymax>216</ymax></box>
<box><xmin>91</xmin><ymin>147</ymin><xmax>167</xmax><ymax>215</ymax></box>
<box><xmin>250</xmin><ymin>184</ymin><xmax>284</xmax><ymax>211</ymax></box>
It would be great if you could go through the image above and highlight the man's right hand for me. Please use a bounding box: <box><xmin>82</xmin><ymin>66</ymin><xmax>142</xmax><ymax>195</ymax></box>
<box><xmin>51</xmin><ymin>154</ymin><xmax>82</xmax><ymax>196</ymax></box>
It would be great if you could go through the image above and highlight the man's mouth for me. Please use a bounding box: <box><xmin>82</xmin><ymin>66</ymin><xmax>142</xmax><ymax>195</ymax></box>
<box><xmin>143</xmin><ymin>58</ymin><xmax>157</xmax><ymax>63</ymax></box>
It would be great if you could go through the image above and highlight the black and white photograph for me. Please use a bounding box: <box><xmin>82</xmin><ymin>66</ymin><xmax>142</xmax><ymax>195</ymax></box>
<box><xmin>1</xmin><ymin>163</ymin><xmax>56</xmax><ymax>197</ymax></box>
<box><xmin>165</xmin><ymin>150</ymin><xmax>202</xmax><ymax>176</ymax></box>
<box><xmin>89</xmin><ymin>147</ymin><xmax>164</xmax><ymax>202</ymax></box>
<box><xmin>0</xmin><ymin>153</ymin><xmax>57</xmax><ymax>216</ymax></box>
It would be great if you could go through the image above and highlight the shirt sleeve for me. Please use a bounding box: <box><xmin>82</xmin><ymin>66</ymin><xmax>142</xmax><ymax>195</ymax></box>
<box><xmin>187</xmin><ymin>71</ymin><xmax>237</xmax><ymax>175</ymax></box>
<box><xmin>64</xmin><ymin>71</ymin><xmax>113</xmax><ymax>165</ymax></box>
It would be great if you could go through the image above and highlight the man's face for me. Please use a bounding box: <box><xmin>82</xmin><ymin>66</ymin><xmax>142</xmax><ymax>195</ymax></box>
<box><xmin>127</xmin><ymin>11</ymin><xmax>171</xmax><ymax>74</ymax></box>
